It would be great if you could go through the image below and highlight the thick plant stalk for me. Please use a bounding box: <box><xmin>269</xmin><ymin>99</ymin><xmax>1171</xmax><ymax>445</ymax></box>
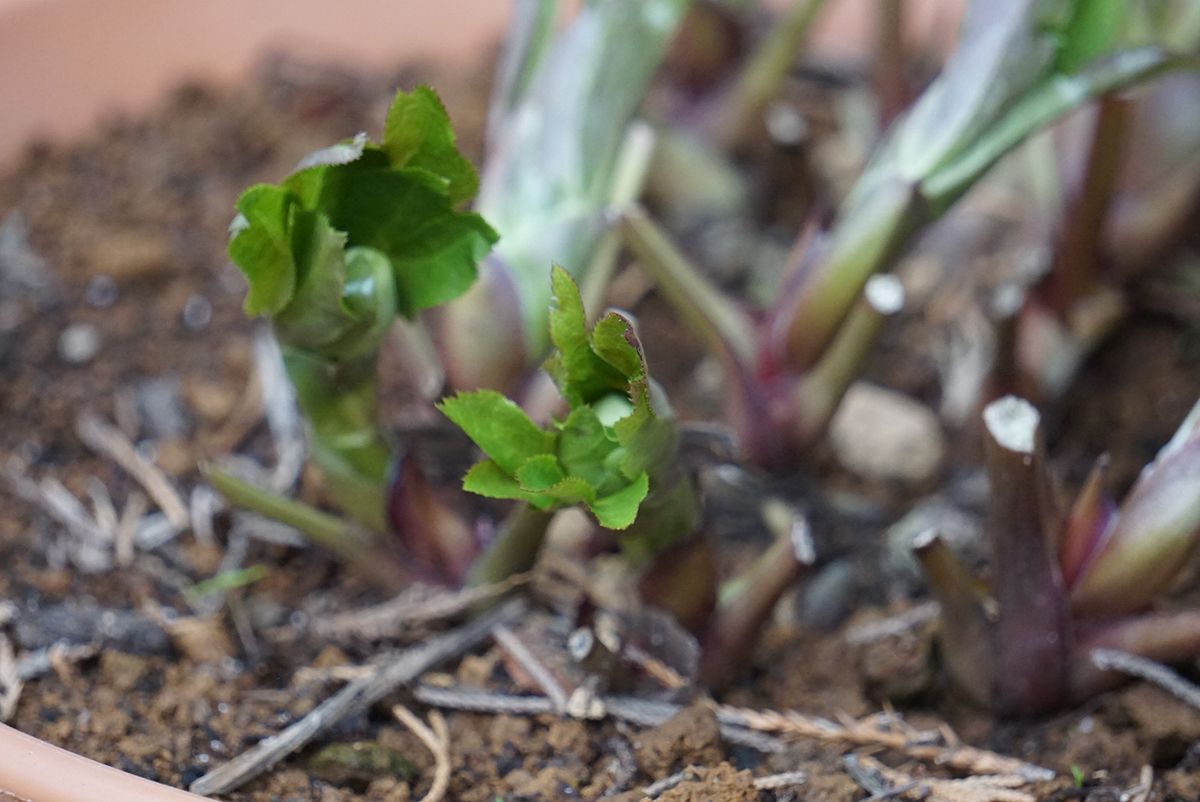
<box><xmin>0</xmin><ymin>723</ymin><xmax>206</xmax><ymax>802</ymax></box>
<box><xmin>1040</xmin><ymin>95</ymin><xmax>1132</xmax><ymax>316</ymax></box>
<box><xmin>699</xmin><ymin>510</ymin><xmax>814</xmax><ymax>688</ymax></box>
<box><xmin>790</xmin><ymin>274</ymin><xmax>905</xmax><ymax>441</ymax></box>
<box><xmin>282</xmin><ymin>348</ymin><xmax>391</xmax><ymax>531</ymax></box>
<box><xmin>981</xmin><ymin>396</ymin><xmax>1070</xmax><ymax>716</ymax></box>
<box><xmin>466</xmin><ymin>503</ymin><xmax>555</xmax><ymax>588</ymax></box>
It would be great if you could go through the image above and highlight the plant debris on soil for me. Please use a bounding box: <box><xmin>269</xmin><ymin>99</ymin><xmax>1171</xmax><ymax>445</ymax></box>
<box><xmin>3</xmin><ymin>50</ymin><xmax>1200</xmax><ymax>802</ymax></box>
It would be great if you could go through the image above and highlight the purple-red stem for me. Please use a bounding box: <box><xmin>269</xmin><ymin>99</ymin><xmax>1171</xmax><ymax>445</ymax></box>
<box><xmin>1039</xmin><ymin>95</ymin><xmax>1131</xmax><ymax>318</ymax></box>
<box><xmin>982</xmin><ymin>397</ymin><xmax>1070</xmax><ymax>716</ymax></box>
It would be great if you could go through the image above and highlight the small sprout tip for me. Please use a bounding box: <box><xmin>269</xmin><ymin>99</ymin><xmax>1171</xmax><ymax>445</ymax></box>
<box><xmin>983</xmin><ymin>396</ymin><xmax>1040</xmax><ymax>454</ymax></box>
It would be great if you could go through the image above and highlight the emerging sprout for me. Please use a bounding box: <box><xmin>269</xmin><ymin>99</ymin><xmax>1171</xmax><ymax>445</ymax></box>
<box><xmin>918</xmin><ymin>395</ymin><xmax>1200</xmax><ymax>715</ymax></box>
<box><xmin>227</xmin><ymin>86</ymin><xmax>496</xmax><ymax>530</ymax></box>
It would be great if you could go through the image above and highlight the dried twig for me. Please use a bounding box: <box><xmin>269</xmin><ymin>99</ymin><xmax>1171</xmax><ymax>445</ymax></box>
<box><xmin>845</xmin><ymin>601</ymin><xmax>942</xmax><ymax>645</ymax></box>
<box><xmin>845</xmin><ymin>754</ymin><xmax>1035</xmax><ymax>802</ymax></box>
<box><xmin>3</xmin><ymin>463</ymin><xmax>111</xmax><ymax>571</ymax></box>
<box><xmin>412</xmin><ymin>685</ymin><xmax>787</xmax><ymax>753</ymax></box>
<box><xmin>392</xmin><ymin>705</ymin><xmax>451</xmax><ymax>802</ymax></box>
<box><xmin>115</xmin><ymin>490</ymin><xmax>146</xmax><ymax>567</ymax></box>
<box><xmin>494</xmin><ymin>625</ymin><xmax>569</xmax><ymax>713</ymax></box>
<box><xmin>598</xmin><ymin>736</ymin><xmax>637</xmax><ymax>797</ymax></box>
<box><xmin>729</xmin><ymin>706</ymin><xmax>1054</xmax><ymax>782</ymax></box>
<box><xmin>1124</xmin><ymin>765</ymin><xmax>1154</xmax><ymax>802</ymax></box>
<box><xmin>753</xmin><ymin>770</ymin><xmax>807</xmax><ymax>790</ymax></box>
<box><xmin>1091</xmin><ymin>648</ymin><xmax>1200</xmax><ymax>711</ymax></box>
<box><xmin>0</xmin><ymin>635</ymin><xmax>21</xmax><ymax>722</ymax></box>
<box><xmin>16</xmin><ymin>643</ymin><xmax>98</xmax><ymax>683</ymax></box>
<box><xmin>75</xmin><ymin>412</ymin><xmax>189</xmax><ymax>530</ymax></box>
<box><xmin>305</xmin><ymin>573</ymin><xmax>529</xmax><ymax>641</ymax></box>
<box><xmin>189</xmin><ymin>599</ymin><xmax>525</xmax><ymax>796</ymax></box>
<box><xmin>189</xmin><ymin>486</ymin><xmax>219</xmax><ymax>546</ymax></box>
<box><xmin>642</xmin><ymin>767</ymin><xmax>698</xmax><ymax>797</ymax></box>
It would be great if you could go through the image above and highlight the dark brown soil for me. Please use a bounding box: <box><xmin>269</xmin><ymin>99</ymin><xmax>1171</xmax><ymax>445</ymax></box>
<box><xmin>3</xmin><ymin>52</ymin><xmax>1200</xmax><ymax>802</ymax></box>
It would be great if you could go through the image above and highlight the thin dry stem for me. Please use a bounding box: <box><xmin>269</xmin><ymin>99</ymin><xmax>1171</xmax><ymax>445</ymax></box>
<box><xmin>412</xmin><ymin>684</ymin><xmax>1048</xmax><ymax>780</ymax></box>
<box><xmin>844</xmin><ymin>601</ymin><xmax>941</xmax><ymax>645</ymax></box>
<box><xmin>848</xmin><ymin>754</ymin><xmax>1035</xmax><ymax>802</ymax></box>
<box><xmin>115</xmin><ymin>490</ymin><xmax>147</xmax><ymax>567</ymax></box>
<box><xmin>493</xmin><ymin>625</ymin><xmax>569</xmax><ymax>713</ymax></box>
<box><xmin>1090</xmin><ymin>648</ymin><xmax>1200</xmax><ymax>710</ymax></box>
<box><xmin>189</xmin><ymin>599</ymin><xmax>524</xmax><ymax>796</ymax></box>
<box><xmin>1126</xmin><ymin>765</ymin><xmax>1154</xmax><ymax>802</ymax></box>
<box><xmin>729</xmin><ymin>706</ymin><xmax>1054</xmax><ymax>782</ymax></box>
<box><xmin>392</xmin><ymin>705</ymin><xmax>451</xmax><ymax>802</ymax></box>
<box><xmin>304</xmin><ymin>574</ymin><xmax>530</xmax><ymax>641</ymax></box>
<box><xmin>753</xmin><ymin>770</ymin><xmax>807</xmax><ymax>790</ymax></box>
<box><xmin>75</xmin><ymin>412</ymin><xmax>189</xmax><ymax>530</ymax></box>
<box><xmin>2</xmin><ymin>462</ymin><xmax>111</xmax><ymax>571</ymax></box>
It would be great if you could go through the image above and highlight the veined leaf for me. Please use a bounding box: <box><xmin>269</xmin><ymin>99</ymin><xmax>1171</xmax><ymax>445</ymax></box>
<box><xmin>546</xmin><ymin>265</ymin><xmax>628</xmax><ymax>404</ymax></box>
<box><xmin>230</xmin><ymin>86</ymin><xmax>495</xmax><ymax>336</ymax></box>
<box><xmin>591</xmin><ymin>472</ymin><xmax>650</xmax><ymax>530</ymax></box>
<box><xmin>438</xmin><ymin>390</ymin><xmax>556</xmax><ymax>475</ymax></box>
<box><xmin>384</xmin><ymin>86</ymin><xmax>480</xmax><ymax>204</ymax></box>
<box><xmin>230</xmin><ymin>184</ymin><xmax>298</xmax><ymax>316</ymax></box>
<box><xmin>445</xmin><ymin>269</ymin><xmax>677</xmax><ymax>536</ymax></box>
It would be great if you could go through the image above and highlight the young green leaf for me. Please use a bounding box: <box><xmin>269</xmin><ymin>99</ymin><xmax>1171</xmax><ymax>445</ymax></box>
<box><xmin>438</xmin><ymin>390</ymin><xmax>556</xmax><ymax>475</ymax></box>
<box><xmin>230</xmin><ymin>86</ymin><xmax>497</xmax><ymax>341</ymax></box>
<box><xmin>443</xmin><ymin>268</ymin><xmax>673</xmax><ymax>533</ymax></box>
<box><xmin>230</xmin><ymin>184</ymin><xmax>298</xmax><ymax>316</ymax></box>
<box><xmin>383</xmin><ymin>86</ymin><xmax>480</xmax><ymax>204</ymax></box>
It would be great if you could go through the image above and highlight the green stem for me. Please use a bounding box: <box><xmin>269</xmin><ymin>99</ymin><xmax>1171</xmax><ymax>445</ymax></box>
<box><xmin>778</xmin><ymin>179</ymin><xmax>917</xmax><ymax>372</ymax></box>
<box><xmin>467</xmin><ymin>503</ymin><xmax>554</xmax><ymax>588</ymax></box>
<box><xmin>580</xmin><ymin>122</ymin><xmax>658</xmax><ymax>320</ymax></box>
<box><xmin>791</xmin><ymin>274</ymin><xmax>904</xmax><ymax>441</ymax></box>
<box><xmin>699</xmin><ymin>508</ymin><xmax>813</xmax><ymax>688</ymax></box>
<box><xmin>621</xmin><ymin>207</ymin><xmax>757</xmax><ymax>368</ymax></box>
<box><xmin>204</xmin><ymin>465</ymin><xmax>398</xmax><ymax>589</ymax></box>
<box><xmin>1041</xmin><ymin>94</ymin><xmax>1131</xmax><ymax>316</ymax></box>
<box><xmin>282</xmin><ymin>348</ymin><xmax>391</xmax><ymax>531</ymax></box>
<box><xmin>708</xmin><ymin>0</ymin><xmax>828</xmax><ymax>149</ymax></box>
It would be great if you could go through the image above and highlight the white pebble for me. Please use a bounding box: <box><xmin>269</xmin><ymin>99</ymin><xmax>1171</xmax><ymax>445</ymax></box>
<box><xmin>57</xmin><ymin>322</ymin><xmax>101</xmax><ymax>364</ymax></box>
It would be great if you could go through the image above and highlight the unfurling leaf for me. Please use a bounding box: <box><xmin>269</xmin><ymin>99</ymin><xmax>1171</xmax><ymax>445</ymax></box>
<box><xmin>441</xmin><ymin>268</ymin><xmax>672</xmax><ymax>532</ymax></box>
<box><xmin>229</xmin><ymin>86</ymin><xmax>497</xmax><ymax>356</ymax></box>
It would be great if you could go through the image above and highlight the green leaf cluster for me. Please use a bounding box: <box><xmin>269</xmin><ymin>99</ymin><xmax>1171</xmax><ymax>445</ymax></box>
<box><xmin>229</xmin><ymin>86</ymin><xmax>497</xmax><ymax>357</ymax></box>
<box><xmin>439</xmin><ymin>267</ymin><xmax>676</xmax><ymax>530</ymax></box>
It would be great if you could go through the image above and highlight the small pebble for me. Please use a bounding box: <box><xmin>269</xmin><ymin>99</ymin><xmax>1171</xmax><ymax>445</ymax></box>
<box><xmin>829</xmin><ymin>382</ymin><xmax>946</xmax><ymax>485</ymax></box>
<box><xmin>765</xmin><ymin>101</ymin><xmax>807</xmax><ymax>146</ymax></box>
<box><xmin>137</xmin><ymin>375</ymin><xmax>189</xmax><ymax>438</ymax></box>
<box><xmin>183</xmin><ymin>293</ymin><xmax>212</xmax><ymax>331</ymax></box>
<box><xmin>801</xmin><ymin>559</ymin><xmax>857</xmax><ymax>630</ymax></box>
<box><xmin>57</xmin><ymin>322</ymin><xmax>101</xmax><ymax>364</ymax></box>
<box><xmin>84</xmin><ymin>274</ymin><xmax>118</xmax><ymax>308</ymax></box>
